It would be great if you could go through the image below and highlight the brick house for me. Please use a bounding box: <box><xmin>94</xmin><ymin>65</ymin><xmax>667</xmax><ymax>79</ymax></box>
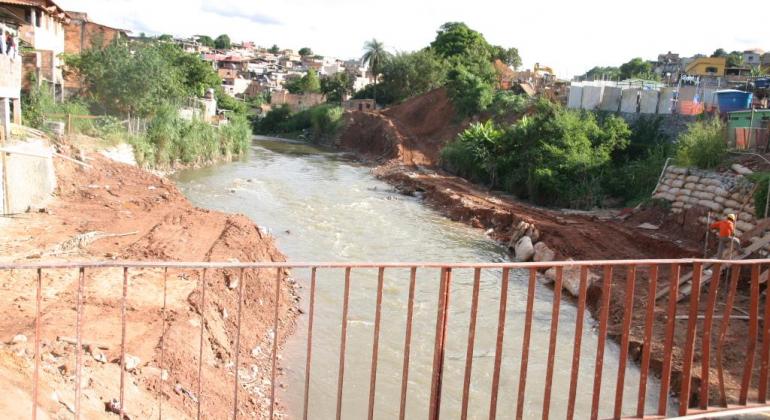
<box><xmin>63</xmin><ymin>11</ymin><xmax>129</xmax><ymax>95</ymax></box>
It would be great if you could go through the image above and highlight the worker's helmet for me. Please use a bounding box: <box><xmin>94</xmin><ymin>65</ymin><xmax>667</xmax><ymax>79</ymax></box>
<box><xmin>727</xmin><ymin>214</ymin><xmax>737</xmax><ymax>221</ymax></box>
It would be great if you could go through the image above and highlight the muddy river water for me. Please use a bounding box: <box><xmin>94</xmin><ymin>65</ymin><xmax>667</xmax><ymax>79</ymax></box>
<box><xmin>174</xmin><ymin>137</ymin><xmax>672</xmax><ymax>419</ymax></box>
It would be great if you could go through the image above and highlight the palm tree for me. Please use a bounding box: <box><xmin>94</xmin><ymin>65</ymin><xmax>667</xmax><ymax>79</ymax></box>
<box><xmin>361</xmin><ymin>39</ymin><xmax>390</xmax><ymax>105</ymax></box>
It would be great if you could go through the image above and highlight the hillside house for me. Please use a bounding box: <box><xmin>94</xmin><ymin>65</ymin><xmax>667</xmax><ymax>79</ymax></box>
<box><xmin>684</xmin><ymin>57</ymin><xmax>726</xmax><ymax>77</ymax></box>
<box><xmin>0</xmin><ymin>9</ymin><xmax>24</xmax><ymax>138</ymax></box>
<box><xmin>744</xmin><ymin>49</ymin><xmax>765</xmax><ymax>68</ymax></box>
<box><xmin>63</xmin><ymin>11</ymin><xmax>128</xmax><ymax>95</ymax></box>
<box><xmin>0</xmin><ymin>0</ymin><xmax>69</xmax><ymax>97</ymax></box>
<box><xmin>342</xmin><ymin>98</ymin><xmax>375</xmax><ymax>112</ymax></box>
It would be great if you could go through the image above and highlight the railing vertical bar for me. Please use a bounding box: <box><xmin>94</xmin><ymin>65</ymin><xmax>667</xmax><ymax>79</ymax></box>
<box><xmin>302</xmin><ymin>267</ymin><xmax>317</xmax><ymax>420</ymax></box>
<box><xmin>542</xmin><ymin>267</ymin><xmax>563</xmax><ymax>420</ymax></box>
<box><xmin>567</xmin><ymin>266</ymin><xmax>589</xmax><ymax>420</ymax></box>
<box><xmin>232</xmin><ymin>268</ymin><xmax>245</xmax><ymax>420</ymax></box>
<box><xmin>336</xmin><ymin>267</ymin><xmax>351</xmax><ymax>420</ymax></box>
<box><xmin>679</xmin><ymin>262</ymin><xmax>703</xmax><ymax>415</ymax></box>
<box><xmin>739</xmin><ymin>264</ymin><xmax>760</xmax><ymax>405</ymax></box>
<box><xmin>460</xmin><ymin>268</ymin><xmax>482</xmax><ymax>420</ymax></box>
<box><xmin>637</xmin><ymin>264</ymin><xmax>660</xmax><ymax>417</ymax></box>
<box><xmin>760</xmin><ymin>263</ymin><xmax>770</xmax><ymax>403</ymax></box>
<box><xmin>270</xmin><ymin>268</ymin><xmax>281</xmax><ymax>419</ymax></box>
<box><xmin>717</xmin><ymin>265</ymin><xmax>741</xmax><ymax>407</ymax></box>
<box><xmin>590</xmin><ymin>266</ymin><xmax>613</xmax><ymax>420</ymax></box>
<box><xmin>429</xmin><ymin>267</ymin><xmax>452</xmax><ymax>420</ymax></box>
<box><xmin>516</xmin><ymin>268</ymin><xmax>537</xmax><ymax>420</ymax></box>
<box><xmin>74</xmin><ymin>267</ymin><xmax>85</xmax><ymax>420</ymax></box>
<box><xmin>488</xmin><ymin>268</ymin><xmax>511</xmax><ymax>420</ymax></box>
<box><xmin>699</xmin><ymin>263</ymin><xmax>722</xmax><ymax>410</ymax></box>
<box><xmin>33</xmin><ymin>268</ymin><xmax>42</xmax><ymax>420</ymax></box>
<box><xmin>197</xmin><ymin>269</ymin><xmax>207</xmax><ymax>420</ymax></box>
<box><xmin>119</xmin><ymin>267</ymin><xmax>129</xmax><ymax>420</ymax></box>
<box><xmin>658</xmin><ymin>264</ymin><xmax>681</xmax><ymax>416</ymax></box>
<box><xmin>160</xmin><ymin>267</ymin><xmax>168</xmax><ymax>420</ymax></box>
<box><xmin>614</xmin><ymin>265</ymin><xmax>637</xmax><ymax>419</ymax></box>
<box><xmin>398</xmin><ymin>267</ymin><xmax>417</xmax><ymax>420</ymax></box>
<box><xmin>367</xmin><ymin>267</ymin><xmax>386</xmax><ymax>420</ymax></box>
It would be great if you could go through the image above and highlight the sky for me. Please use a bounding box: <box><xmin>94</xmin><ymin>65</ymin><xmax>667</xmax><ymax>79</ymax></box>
<box><xmin>57</xmin><ymin>0</ymin><xmax>770</xmax><ymax>78</ymax></box>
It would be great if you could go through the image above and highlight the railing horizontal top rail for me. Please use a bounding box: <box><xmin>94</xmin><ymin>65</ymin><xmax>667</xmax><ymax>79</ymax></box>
<box><xmin>2</xmin><ymin>257</ymin><xmax>770</xmax><ymax>270</ymax></box>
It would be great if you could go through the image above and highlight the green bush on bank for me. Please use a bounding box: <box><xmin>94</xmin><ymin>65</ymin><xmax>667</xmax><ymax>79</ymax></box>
<box><xmin>255</xmin><ymin>104</ymin><xmax>343</xmax><ymax>143</ymax></box>
<box><xmin>674</xmin><ymin>118</ymin><xmax>726</xmax><ymax>169</ymax></box>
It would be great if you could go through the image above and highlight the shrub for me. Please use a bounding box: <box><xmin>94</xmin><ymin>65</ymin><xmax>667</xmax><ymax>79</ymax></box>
<box><xmin>446</xmin><ymin>66</ymin><xmax>494</xmax><ymax>117</ymax></box>
<box><xmin>488</xmin><ymin>91</ymin><xmax>528</xmax><ymax>117</ymax></box>
<box><xmin>309</xmin><ymin>105</ymin><xmax>343</xmax><ymax>141</ymax></box>
<box><xmin>675</xmin><ymin>118</ymin><xmax>726</xmax><ymax>169</ymax></box>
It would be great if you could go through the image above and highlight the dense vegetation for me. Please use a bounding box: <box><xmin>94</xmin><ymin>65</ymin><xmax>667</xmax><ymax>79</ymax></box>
<box><xmin>23</xmin><ymin>38</ymin><xmax>250</xmax><ymax>168</ymax></box>
<box><xmin>255</xmin><ymin>104</ymin><xmax>344</xmax><ymax>142</ymax></box>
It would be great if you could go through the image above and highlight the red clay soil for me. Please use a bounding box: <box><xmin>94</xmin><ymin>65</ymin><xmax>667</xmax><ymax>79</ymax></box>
<box><xmin>338</xmin><ymin>88</ymin><xmax>770</xmax><ymax>412</ymax></box>
<box><xmin>0</xmin><ymin>154</ymin><xmax>297</xmax><ymax>419</ymax></box>
<box><xmin>338</xmin><ymin>88</ymin><xmax>466</xmax><ymax>166</ymax></box>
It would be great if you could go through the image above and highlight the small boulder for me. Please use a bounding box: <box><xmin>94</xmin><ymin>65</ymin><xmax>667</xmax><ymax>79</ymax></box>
<box><xmin>533</xmin><ymin>242</ymin><xmax>555</xmax><ymax>263</ymax></box>
<box><xmin>514</xmin><ymin>236</ymin><xmax>535</xmax><ymax>262</ymax></box>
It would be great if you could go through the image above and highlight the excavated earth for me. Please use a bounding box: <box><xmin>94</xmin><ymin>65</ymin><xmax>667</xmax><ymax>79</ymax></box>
<box><xmin>338</xmin><ymin>88</ymin><xmax>767</xmax><ymax>411</ymax></box>
<box><xmin>0</xmin><ymin>153</ymin><xmax>297</xmax><ymax>419</ymax></box>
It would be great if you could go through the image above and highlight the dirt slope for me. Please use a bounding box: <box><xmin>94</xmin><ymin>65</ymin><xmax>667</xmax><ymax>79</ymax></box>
<box><xmin>0</xmin><ymin>155</ymin><xmax>296</xmax><ymax>419</ymax></box>
<box><xmin>338</xmin><ymin>88</ymin><xmax>465</xmax><ymax>166</ymax></box>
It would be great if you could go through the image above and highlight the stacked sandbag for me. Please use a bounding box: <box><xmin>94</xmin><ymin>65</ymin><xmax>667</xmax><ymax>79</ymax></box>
<box><xmin>653</xmin><ymin>164</ymin><xmax>770</xmax><ymax>256</ymax></box>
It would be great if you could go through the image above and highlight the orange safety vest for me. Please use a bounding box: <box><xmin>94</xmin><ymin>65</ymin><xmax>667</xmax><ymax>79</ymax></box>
<box><xmin>710</xmin><ymin>220</ymin><xmax>735</xmax><ymax>238</ymax></box>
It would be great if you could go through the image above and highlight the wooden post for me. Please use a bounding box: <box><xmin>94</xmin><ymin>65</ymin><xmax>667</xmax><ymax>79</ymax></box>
<box><xmin>67</xmin><ymin>113</ymin><xmax>72</xmax><ymax>136</ymax></box>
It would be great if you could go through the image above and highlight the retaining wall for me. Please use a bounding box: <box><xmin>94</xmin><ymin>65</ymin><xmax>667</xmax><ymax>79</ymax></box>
<box><xmin>1</xmin><ymin>138</ymin><xmax>56</xmax><ymax>214</ymax></box>
<box><xmin>653</xmin><ymin>164</ymin><xmax>770</xmax><ymax>256</ymax></box>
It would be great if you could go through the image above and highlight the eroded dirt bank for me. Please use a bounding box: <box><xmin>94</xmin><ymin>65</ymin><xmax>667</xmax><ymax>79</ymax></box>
<box><xmin>337</xmin><ymin>88</ymin><xmax>763</xmax><ymax>410</ymax></box>
<box><xmin>0</xmin><ymin>154</ymin><xmax>297</xmax><ymax>419</ymax></box>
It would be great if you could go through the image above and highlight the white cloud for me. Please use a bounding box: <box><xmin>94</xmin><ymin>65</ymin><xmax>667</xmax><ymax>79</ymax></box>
<box><xmin>56</xmin><ymin>0</ymin><xmax>770</xmax><ymax>77</ymax></box>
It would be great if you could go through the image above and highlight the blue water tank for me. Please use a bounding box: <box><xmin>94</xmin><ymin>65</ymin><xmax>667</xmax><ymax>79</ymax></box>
<box><xmin>715</xmin><ymin>90</ymin><xmax>753</xmax><ymax>113</ymax></box>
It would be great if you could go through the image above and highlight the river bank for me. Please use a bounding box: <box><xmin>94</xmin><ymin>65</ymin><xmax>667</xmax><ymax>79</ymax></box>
<box><xmin>0</xmin><ymin>151</ymin><xmax>298</xmax><ymax>418</ymax></box>
<box><xmin>333</xmin><ymin>87</ymin><xmax>760</xmax><ymax>408</ymax></box>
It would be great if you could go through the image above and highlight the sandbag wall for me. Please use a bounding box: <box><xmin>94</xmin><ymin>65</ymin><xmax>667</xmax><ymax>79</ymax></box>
<box><xmin>653</xmin><ymin>165</ymin><xmax>770</xmax><ymax>256</ymax></box>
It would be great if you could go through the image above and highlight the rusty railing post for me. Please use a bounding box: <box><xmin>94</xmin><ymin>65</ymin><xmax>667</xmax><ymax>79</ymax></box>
<box><xmin>429</xmin><ymin>267</ymin><xmax>452</xmax><ymax>420</ymax></box>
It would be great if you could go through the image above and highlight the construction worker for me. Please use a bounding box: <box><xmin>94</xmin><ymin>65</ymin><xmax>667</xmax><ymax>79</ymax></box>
<box><xmin>710</xmin><ymin>214</ymin><xmax>738</xmax><ymax>259</ymax></box>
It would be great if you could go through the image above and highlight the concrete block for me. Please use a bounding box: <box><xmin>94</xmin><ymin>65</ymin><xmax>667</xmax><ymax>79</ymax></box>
<box><xmin>2</xmin><ymin>139</ymin><xmax>56</xmax><ymax>214</ymax></box>
<box><xmin>658</xmin><ymin>88</ymin><xmax>676</xmax><ymax>114</ymax></box>
<box><xmin>567</xmin><ymin>85</ymin><xmax>583</xmax><ymax>109</ymax></box>
<box><xmin>639</xmin><ymin>90</ymin><xmax>659</xmax><ymax>114</ymax></box>
<box><xmin>599</xmin><ymin>87</ymin><xmax>622</xmax><ymax>112</ymax></box>
<box><xmin>581</xmin><ymin>86</ymin><xmax>604</xmax><ymax>110</ymax></box>
<box><xmin>620</xmin><ymin>89</ymin><xmax>639</xmax><ymax>113</ymax></box>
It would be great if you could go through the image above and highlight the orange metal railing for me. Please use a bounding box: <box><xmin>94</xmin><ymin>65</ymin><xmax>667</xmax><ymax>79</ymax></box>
<box><xmin>3</xmin><ymin>259</ymin><xmax>770</xmax><ymax>419</ymax></box>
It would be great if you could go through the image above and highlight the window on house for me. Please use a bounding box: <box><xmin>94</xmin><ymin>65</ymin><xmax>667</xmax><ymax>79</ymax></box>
<box><xmin>706</xmin><ymin>67</ymin><xmax>718</xmax><ymax>74</ymax></box>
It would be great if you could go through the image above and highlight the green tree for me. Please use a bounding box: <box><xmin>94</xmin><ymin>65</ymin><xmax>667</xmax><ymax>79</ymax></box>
<box><xmin>321</xmin><ymin>72</ymin><xmax>354</xmax><ymax>103</ymax></box>
<box><xmin>727</xmin><ymin>51</ymin><xmax>743</xmax><ymax>67</ymax></box>
<box><xmin>214</xmin><ymin>34</ymin><xmax>231</xmax><ymax>50</ymax></box>
<box><xmin>446</xmin><ymin>65</ymin><xmax>494</xmax><ymax>116</ymax></box>
<box><xmin>196</xmin><ymin>35</ymin><xmax>215</xmax><ymax>48</ymax></box>
<box><xmin>711</xmin><ymin>48</ymin><xmax>727</xmax><ymax>57</ymax></box>
<box><xmin>157</xmin><ymin>34</ymin><xmax>173</xmax><ymax>42</ymax></box>
<box><xmin>377</xmin><ymin>49</ymin><xmax>450</xmax><ymax>104</ymax></box>
<box><xmin>581</xmin><ymin>66</ymin><xmax>621</xmax><ymax>80</ymax></box>
<box><xmin>430</xmin><ymin>22</ymin><xmax>490</xmax><ymax>59</ymax></box>
<box><xmin>619</xmin><ymin>57</ymin><xmax>653</xmax><ymax>79</ymax></box>
<box><xmin>269</xmin><ymin>44</ymin><xmax>280</xmax><ymax>54</ymax></box>
<box><xmin>298</xmin><ymin>47</ymin><xmax>313</xmax><ymax>57</ymax></box>
<box><xmin>302</xmin><ymin>68</ymin><xmax>321</xmax><ymax>93</ymax></box>
<box><xmin>490</xmin><ymin>45</ymin><xmax>522</xmax><ymax>69</ymax></box>
<box><xmin>362</xmin><ymin>38</ymin><xmax>391</xmax><ymax>104</ymax></box>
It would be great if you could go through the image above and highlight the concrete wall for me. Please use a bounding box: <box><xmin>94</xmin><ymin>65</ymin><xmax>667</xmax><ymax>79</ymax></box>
<box><xmin>0</xmin><ymin>55</ymin><xmax>22</xmax><ymax>99</ymax></box>
<box><xmin>599</xmin><ymin>87</ymin><xmax>621</xmax><ymax>112</ymax></box>
<box><xmin>639</xmin><ymin>90</ymin><xmax>659</xmax><ymax>114</ymax></box>
<box><xmin>1</xmin><ymin>138</ymin><xmax>56</xmax><ymax>214</ymax></box>
<box><xmin>657</xmin><ymin>88</ymin><xmax>675</xmax><ymax>114</ymax></box>
<box><xmin>620</xmin><ymin>89</ymin><xmax>639</xmax><ymax>113</ymax></box>
<box><xmin>581</xmin><ymin>86</ymin><xmax>603</xmax><ymax>110</ymax></box>
<box><xmin>567</xmin><ymin>85</ymin><xmax>582</xmax><ymax>109</ymax></box>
